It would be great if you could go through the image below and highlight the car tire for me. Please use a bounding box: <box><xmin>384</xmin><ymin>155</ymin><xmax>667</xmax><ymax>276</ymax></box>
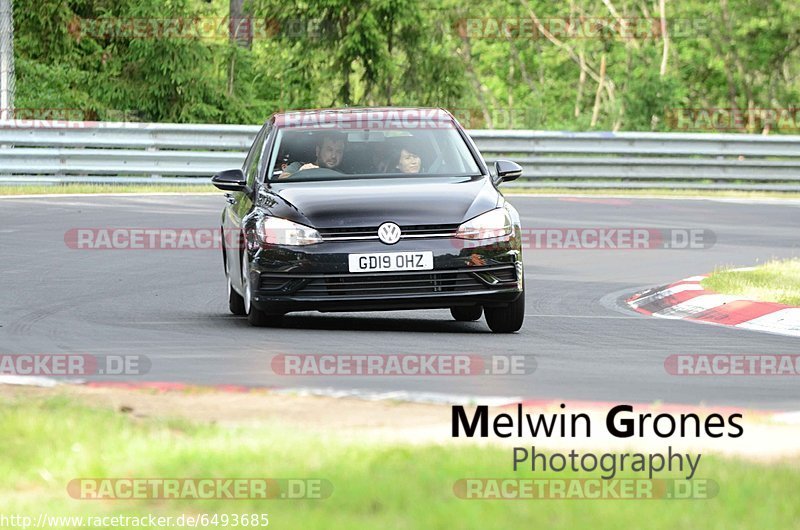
<box><xmin>224</xmin><ymin>233</ymin><xmax>246</xmax><ymax>316</ymax></box>
<box><xmin>228</xmin><ymin>273</ymin><xmax>246</xmax><ymax>316</ymax></box>
<box><xmin>450</xmin><ymin>305</ymin><xmax>483</xmax><ymax>321</ymax></box>
<box><xmin>242</xmin><ymin>255</ymin><xmax>282</xmax><ymax>327</ymax></box>
<box><xmin>484</xmin><ymin>291</ymin><xmax>525</xmax><ymax>333</ymax></box>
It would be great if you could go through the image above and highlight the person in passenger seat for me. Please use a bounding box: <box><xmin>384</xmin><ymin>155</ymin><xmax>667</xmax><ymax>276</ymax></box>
<box><xmin>391</xmin><ymin>145</ymin><xmax>423</xmax><ymax>174</ymax></box>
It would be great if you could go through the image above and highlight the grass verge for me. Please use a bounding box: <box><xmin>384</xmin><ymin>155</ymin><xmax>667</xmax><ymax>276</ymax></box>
<box><xmin>702</xmin><ymin>259</ymin><xmax>800</xmax><ymax>306</ymax></box>
<box><xmin>2</xmin><ymin>392</ymin><xmax>799</xmax><ymax>529</ymax></box>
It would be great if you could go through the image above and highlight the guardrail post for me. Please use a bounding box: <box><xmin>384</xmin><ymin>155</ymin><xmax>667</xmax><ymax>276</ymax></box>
<box><xmin>0</xmin><ymin>0</ymin><xmax>14</xmax><ymax>121</ymax></box>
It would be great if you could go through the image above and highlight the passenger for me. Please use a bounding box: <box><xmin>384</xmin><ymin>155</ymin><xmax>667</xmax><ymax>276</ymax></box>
<box><xmin>279</xmin><ymin>133</ymin><xmax>346</xmax><ymax>179</ymax></box>
<box><xmin>391</xmin><ymin>145</ymin><xmax>423</xmax><ymax>174</ymax></box>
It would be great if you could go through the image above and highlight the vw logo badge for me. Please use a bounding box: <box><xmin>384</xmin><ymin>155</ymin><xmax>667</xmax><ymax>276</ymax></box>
<box><xmin>378</xmin><ymin>222</ymin><xmax>402</xmax><ymax>245</ymax></box>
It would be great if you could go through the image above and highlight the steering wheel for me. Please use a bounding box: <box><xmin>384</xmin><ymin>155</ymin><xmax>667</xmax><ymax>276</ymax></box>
<box><xmin>277</xmin><ymin>167</ymin><xmax>345</xmax><ymax>181</ymax></box>
<box><xmin>299</xmin><ymin>167</ymin><xmax>344</xmax><ymax>176</ymax></box>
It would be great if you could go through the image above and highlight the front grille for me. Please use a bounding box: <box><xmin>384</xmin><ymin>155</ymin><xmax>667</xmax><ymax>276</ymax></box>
<box><xmin>313</xmin><ymin>272</ymin><xmax>479</xmax><ymax>296</ymax></box>
<box><xmin>317</xmin><ymin>227</ymin><xmax>376</xmax><ymax>238</ymax></box>
<box><xmin>317</xmin><ymin>224</ymin><xmax>459</xmax><ymax>240</ymax></box>
<box><xmin>493</xmin><ymin>268</ymin><xmax>517</xmax><ymax>282</ymax></box>
<box><xmin>400</xmin><ymin>224</ymin><xmax>460</xmax><ymax>236</ymax></box>
<box><xmin>257</xmin><ymin>265</ymin><xmax>517</xmax><ymax>298</ymax></box>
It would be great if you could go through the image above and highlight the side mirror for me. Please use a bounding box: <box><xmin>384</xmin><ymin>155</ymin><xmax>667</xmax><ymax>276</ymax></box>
<box><xmin>494</xmin><ymin>160</ymin><xmax>523</xmax><ymax>183</ymax></box>
<box><xmin>211</xmin><ymin>168</ymin><xmax>248</xmax><ymax>192</ymax></box>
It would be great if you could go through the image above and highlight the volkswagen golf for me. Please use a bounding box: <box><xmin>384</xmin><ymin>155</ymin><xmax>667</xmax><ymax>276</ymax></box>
<box><xmin>212</xmin><ymin>107</ymin><xmax>525</xmax><ymax>333</ymax></box>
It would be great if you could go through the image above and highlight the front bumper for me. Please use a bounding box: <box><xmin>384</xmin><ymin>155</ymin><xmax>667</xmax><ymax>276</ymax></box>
<box><xmin>246</xmin><ymin>236</ymin><xmax>523</xmax><ymax>313</ymax></box>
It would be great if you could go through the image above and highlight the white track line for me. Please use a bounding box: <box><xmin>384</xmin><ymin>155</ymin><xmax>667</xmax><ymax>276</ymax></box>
<box><xmin>652</xmin><ymin>294</ymin><xmax>742</xmax><ymax>319</ymax></box>
<box><xmin>628</xmin><ymin>283</ymin><xmax>704</xmax><ymax>308</ymax></box>
<box><xmin>0</xmin><ymin>375</ymin><xmax>60</xmax><ymax>387</ymax></box>
<box><xmin>271</xmin><ymin>387</ymin><xmax>522</xmax><ymax>406</ymax></box>
<box><xmin>736</xmin><ymin>308</ymin><xmax>800</xmax><ymax>337</ymax></box>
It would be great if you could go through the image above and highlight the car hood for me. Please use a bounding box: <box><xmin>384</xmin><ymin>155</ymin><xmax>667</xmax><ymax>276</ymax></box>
<box><xmin>264</xmin><ymin>176</ymin><xmax>500</xmax><ymax>228</ymax></box>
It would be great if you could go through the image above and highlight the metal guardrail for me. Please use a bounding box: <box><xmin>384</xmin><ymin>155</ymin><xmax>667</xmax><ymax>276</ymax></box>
<box><xmin>1</xmin><ymin>121</ymin><xmax>800</xmax><ymax>191</ymax></box>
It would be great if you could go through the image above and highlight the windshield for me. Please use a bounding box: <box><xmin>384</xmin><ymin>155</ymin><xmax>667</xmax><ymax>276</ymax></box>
<box><xmin>267</xmin><ymin>121</ymin><xmax>482</xmax><ymax>182</ymax></box>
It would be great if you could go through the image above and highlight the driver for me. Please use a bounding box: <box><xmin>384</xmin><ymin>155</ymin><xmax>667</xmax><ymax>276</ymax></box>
<box><xmin>279</xmin><ymin>133</ymin><xmax>346</xmax><ymax>179</ymax></box>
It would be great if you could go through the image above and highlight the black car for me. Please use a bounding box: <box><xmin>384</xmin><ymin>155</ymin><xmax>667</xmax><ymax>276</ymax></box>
<box><xmin>212</xmin><ymin>108</ymin><xmax>525</xmax><ymax>333</ymax></box>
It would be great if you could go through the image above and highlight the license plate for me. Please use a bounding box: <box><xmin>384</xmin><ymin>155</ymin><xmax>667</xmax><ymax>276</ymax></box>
<box><xmin>348</xmin><ymin>251</ymin><xmax>434</xmax><ymax>273</ymax></box>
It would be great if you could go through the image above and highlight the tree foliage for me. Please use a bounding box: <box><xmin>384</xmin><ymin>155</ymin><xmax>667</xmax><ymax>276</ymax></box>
<box><xmin>13</xmin><ymin>0</ymin><xmax>800</xmax><ymax>131</ymax></box>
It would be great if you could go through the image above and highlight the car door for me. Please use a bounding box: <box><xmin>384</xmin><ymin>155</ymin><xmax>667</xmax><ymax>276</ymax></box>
<box><xmin>225</xmin><ymin>123</ymin><xmax>270</xmax><ymax>287</ymax></box>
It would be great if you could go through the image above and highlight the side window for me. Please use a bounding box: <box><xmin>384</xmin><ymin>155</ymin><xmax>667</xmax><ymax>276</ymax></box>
<box><xmin>255</xmin><ymin>123</ymin><xmax>273</xmax><ymax>184</ymax></box>
<box><xmin>243</xmin><ymin>125</ymin><xmax>268</xmax><ymax>188</ymax></box>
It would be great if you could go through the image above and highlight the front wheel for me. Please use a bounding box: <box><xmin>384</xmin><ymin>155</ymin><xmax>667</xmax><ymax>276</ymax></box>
<box><xmin>228</xmin><ymin>273</ymin><xmax>246</xmax><ymax>315</ymax></box>
<box><xmin>242</xmin><ymin>256</ymin><xmax>282</xmax><ymax>327</ymax></box>
<box><xmin>224</xmin><ymin>233</ymin><xmax>246</xmax><ymax>316</ymax></box>
<box><xmin>484</xmin><ymin>292</ymin><xmax>525</xmax><ymax>333</ymax></box>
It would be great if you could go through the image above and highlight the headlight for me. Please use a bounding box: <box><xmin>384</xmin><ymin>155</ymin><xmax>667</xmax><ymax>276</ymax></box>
<box><xmin>455</xmin><ymin>208</ymin><xmax>512</xmax><ymax>240</ymax></box>
<box><xmin>256</xmin><ymin>217</ymin><xmax>322</xmax><ymax>246</ymax></box>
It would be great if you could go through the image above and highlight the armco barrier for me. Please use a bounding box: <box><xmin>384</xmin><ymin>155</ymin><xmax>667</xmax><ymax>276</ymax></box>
<box><xmin>1</xmin><ymin>121</ymin><xmax>799</xmax><ymax>191</ymax></box>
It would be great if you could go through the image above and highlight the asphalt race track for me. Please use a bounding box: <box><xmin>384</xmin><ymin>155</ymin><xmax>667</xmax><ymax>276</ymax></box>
<box><xmin>1</xmin><ymin>194</ymin><xmax>798</xmax><ymax>409</ymax></box>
